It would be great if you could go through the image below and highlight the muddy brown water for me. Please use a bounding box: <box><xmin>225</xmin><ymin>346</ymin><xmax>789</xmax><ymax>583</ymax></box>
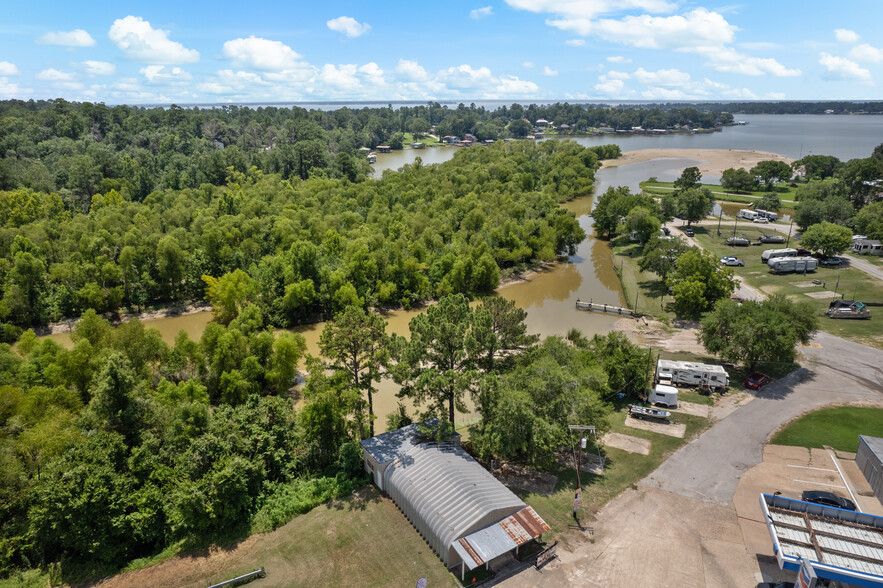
<box><xmin>44</xmin><ymin>157</ymin><xmax>709</xmax><ymax>432</ymax></box>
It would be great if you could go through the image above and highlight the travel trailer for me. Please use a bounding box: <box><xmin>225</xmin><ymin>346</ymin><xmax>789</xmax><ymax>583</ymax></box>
<box><xmin>761</xmin><ymin>248</ymin><xmax>798</xmax><ymax>263</ymax></box>
<box><xmin>768</xmin><ymin>256</ymin><xmax>818</xmax><ymax>274</ymax></box>
<box><xmin>655</xmin><ymin>360</ymin><xmax>728</xmax><ymax>391</ymax></box>
<box><xmin>647</xmin><ymin>384</ymin><xmax>679</xmax><ymax>408</ymax></box>
<box><xmin>737</xmin><ymin>209</ymin><xmax>758</xmax><ymax>221</ymax></box>
<box><xmin>755</xmin><ymin>209</ymin><xmax>779</xmax><ymax>222</ymax></box>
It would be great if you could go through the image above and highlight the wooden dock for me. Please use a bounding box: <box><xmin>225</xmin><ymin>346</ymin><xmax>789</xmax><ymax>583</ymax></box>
<box><xmin>575</xmin><ymin>299</ymin><xmax>634</xmax><ymax>316</ymax></box>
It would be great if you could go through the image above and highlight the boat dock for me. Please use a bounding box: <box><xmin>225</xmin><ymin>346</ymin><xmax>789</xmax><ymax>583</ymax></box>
<box><xmin>575</xmin><ymin>299</ymin><xmax>634</xmax><ymax>316</ymax></box>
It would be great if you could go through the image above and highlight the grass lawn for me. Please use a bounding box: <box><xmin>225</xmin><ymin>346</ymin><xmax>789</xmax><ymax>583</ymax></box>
<box><xmin>693</xmin><ymin>228</ymin><xmax>883</xmax><ymax>348</ymax></box>
<box><xmin>770</xmin><ymin>406</ymin><xmax>883</xmax><ymax>453</ymax></box>
<box><xmin>512</xmin><ymin>406</ymin><xmax>711</xmax><ymax>551</ymax></box>
<box><xmin>402</xmin><ymin>133</ymin><xmax>441</xmax><ymax>146</ymax></box>
<box><xmin>610</xmin><ymin>236</ymin><xmax>678</xmax><ymax>320</ymax></box>
<box><xmin>641</xmin><ymin>181</ymin><xmax>798</xmax><ymax>204</ymax></box>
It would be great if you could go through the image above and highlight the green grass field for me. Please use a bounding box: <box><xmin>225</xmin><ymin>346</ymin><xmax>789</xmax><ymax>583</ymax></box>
<box><xmin>402</xmin><ymin>132</ymin><xmax>442</xmax><ymax>146</ymax></box>
<box><xmin>641</xmin><ymin>181</ymin><xmax>798</xmax><ymax>204</ymax></box>
<box><xmin>609</xmin><ymin>236</ymin><xmax>679</xmax><ymax>320</ymax></box>
<box><xmin>770</xmin><ymin>406</ymin><xmax>883</xmax><ymax>453</ymax></box>
<box><xmin>693</xmin><ymin>228</ymin><xmax>882</xmax><ymax>347</ymax></box>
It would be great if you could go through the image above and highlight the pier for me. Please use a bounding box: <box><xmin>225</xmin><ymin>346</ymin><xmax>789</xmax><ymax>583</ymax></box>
<box><xmin>575</xmin><ymin>299</ymin><xmax>635</xmax><ymax>316</ymax></box>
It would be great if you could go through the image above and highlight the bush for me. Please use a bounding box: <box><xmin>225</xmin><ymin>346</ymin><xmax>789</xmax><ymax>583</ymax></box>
<box><xmin>251</xmin><ymin>476</ymin><xmax>364</xmax><ymax>534</ymax></box>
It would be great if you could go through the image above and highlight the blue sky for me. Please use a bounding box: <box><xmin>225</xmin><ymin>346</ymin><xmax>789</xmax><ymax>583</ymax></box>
<box><xmin>1</xmin><ymin>1</ymin><xmax>881</xmax><ymax>104</ymax></box>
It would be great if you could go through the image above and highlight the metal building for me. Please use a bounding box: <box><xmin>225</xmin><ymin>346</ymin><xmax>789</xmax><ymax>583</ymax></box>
<box><xmin>360</xmin><ymin>424</ymin><xmax>550</xmax><ymax>577</ymax></box>
<box><xmin>858</xmin><ymin>436</ymin><xmax>883</xmax><ymax>503</ymax></box>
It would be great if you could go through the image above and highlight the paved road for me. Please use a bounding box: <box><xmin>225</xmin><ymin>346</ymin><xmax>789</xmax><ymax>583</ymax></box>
<box><xmin>640</xmin><ymin>331</ymin><xmax>883</xmax><ymax>503</ymax></box>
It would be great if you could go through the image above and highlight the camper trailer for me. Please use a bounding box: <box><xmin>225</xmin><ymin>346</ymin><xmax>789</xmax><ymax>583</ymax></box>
<box><xmin>755</xmin><ymin>209</ymin><xmax>779</xmax><ymax>222</ymax></box>
<box><xmin>655</xmin><ymin>360</ymin><xmax>728</xmax><ymax>391</ymax></box>
<box><xmin>648</xmin><ymin>384</ymin><xmax>679</xmax><ymax>408</ymax></box>
<box><xmin>737</xmin><ymin>209</ymin><xmax>758</xmax><ymax>221</ymax></box>
<box><xmin>761</xmin><ymin>248</ymin><xmax>798</xmax><ymax>263</ymax></box>
<box><xmin>768</xmin><ymin>256</ymin><xmax>818</xmax><ymax>274</ymax></box>
<box><xmin>760</xmin><ymin>234</ymin><xmax>786</xmax><ymax>244</ymax></box>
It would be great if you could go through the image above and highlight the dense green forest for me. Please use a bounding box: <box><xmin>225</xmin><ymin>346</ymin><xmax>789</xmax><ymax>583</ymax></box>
<box><xmin>0</xmin><ymin>138</ymin><xmax>622</xmax><ymax>333</ymax></box>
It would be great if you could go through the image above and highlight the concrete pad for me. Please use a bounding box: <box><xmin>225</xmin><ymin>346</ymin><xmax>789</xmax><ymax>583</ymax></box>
<box><xmin>602</xmin><ymin>432</ymin><xmax>651</xmax><ymax>455</ymax></box>
<box><xmin>674</xmin><ymin>400</ymin><xmax>711</xmax><ymax>418</ymax></box>
<box><xmin>804</xmin><ymin>290</ymin><xmax>839</xmax><ymax>299</ymax></box>
<box><xmin>625</xmin><ymin>415</ymin><xmax>686</xmax><ymax>438</ymax></box>
<box><xmin>763</xmin><ymin>444</ymin><xmax>810</xmax><ymax>464</ymax></box>
<box><xmin>793</xmin><ymin>281</ymin><xmax>818</xmax><ymax>288</ymax></box>
<box><xmin>838</xmin><ymin>457</ymin><xmax>883</xmax><ymax>515</ymax></box>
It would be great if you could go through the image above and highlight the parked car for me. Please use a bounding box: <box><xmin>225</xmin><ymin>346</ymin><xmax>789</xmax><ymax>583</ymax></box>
<box><xmin>661</xmin><ymin>226</ymin><xmax>671</xmax><ymax>236</ymax></box>
<box><xmin>753</xmin><ymin>217</ymin><xmax>769</xmax><ymax>224</ymax></box>
<box><xmin>720</xmin><ymin>256</ymin><xmax>745</xmax><ymax>266</ymax></box>
<box><xmin>801</xmin><ymin>490</ymin><xmax>857</xmax><ymax>511</ymax></box>
<box><xmin>684</xmin><ymin>227</ymin><xmax>694</xmax><ymax>237</ymax></box>
<box><xmin>820</xmin><ymin>257</ymin><xmax>843</xmax><ymax>266</ymax></box>
<box><xmin>744</xmin><ymin>373</ymin><xmax>770</xmax><ymax>390</ymax></box>
<box><xmin>796</xmin><ymin>248</ymin><xmax>812</xmax><ymax>256</ymax></box>
<box><xmin>730</xmin><ymin>295</ymin><xmax>744</xmax><ymax>303</ymax></box>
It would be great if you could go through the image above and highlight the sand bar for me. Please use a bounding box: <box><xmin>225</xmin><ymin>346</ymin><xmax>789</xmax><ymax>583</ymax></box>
<box><xmin>601</xmin><ymin>148</ymin><xmax>793</xmax><ymax>176</ymax></box>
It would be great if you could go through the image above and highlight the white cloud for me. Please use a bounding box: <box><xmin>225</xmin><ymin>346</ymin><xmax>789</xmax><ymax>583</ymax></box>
<box><xmin>542</xmin><ymin>66</ymin><xmax>558</xmax><ymax>77</ymax></box>
<box><xmin>698</xmin><ymin>47</ymin><xmax>801</xmax><ymax>77</ymax></box>
<box><xmin>834</xmin><ymin>29</ymin><xmax>860</xmax><ymax>44</ymax></box>
<box><xmin>321</xmin><ymin>64</ymin><xmax>361</xmax><ymax>90</ymax></box>
<box><xmin>641</xmin><ymin>87</ymin><xmax>688</xmax><ymax>100</ymax></box>
<box><xmin>81</xmin><ymin>60</ymin><xmax>115</xmax><ymax>76</ymax></box>
<box><xmin>594</xmin><ymin>78</ymin><xmax>628</xmax><ymax>96</ymax></box>
<box><xmin>0</xmin><ymin>62</ymin><xmax>19</xmax><ymax>75</ymax></box>
<box><xmin>582</xmin><ymin>9</ymin><xmax>736</xmax><ymax>49</ymax></box>
<box><xmin>494</xmin><ymin>75</ymin><xmax>539</xmax><ymax>95</ymax></box>
<box><xmin>506</xmin><ymin>0</ymin><xmax>676</xmax><ymax>21</ymax></box>
<box><xmin>358</xmin><ymin>62</ymin><xmax>386</xmax><ymax>85</ymax></box>
<box><xmin>140</xmin><ymin>65</ymin><xmax>192</xmax><ymax>83</ymax></box>
<box><xmin>36</xmin><ymin>68</ymin><xmax>75</xmax><ymax>81</ymax></box>
<box><xmin>327</xmin><ymin>16</ymin><xmax>371</xmax><ymax>38</ymax></box>
<box><xmin>632</xmin><ymin>67</ymin><xmax>690</xmax><ymax>86</ymax></box>
<box><xmin>470</xmin><ymin>6</ymin><xmax>494</xmax><ymax>19</ymax></box>
<box><xmin>849</xmin><ymin>44</ymin><xmax>883</xmax><ymax>63</ymax></box>
<box><xmin>606</xmin><ymin>55</ymin><xmax>631</xmax><ymax>63</ymax></box>
<box><xmin>605</xmin><ymin>70</ymin><xmax>631</xmax><ymax>80</ymax></box>
<box><xmin>222</xmin><ymin>36</ymin><xmax>302</xmax><ymax>71</ymax></box>
<box><xmin>396</xmin><ymin>59</ymin><xmax>429</xmax><ymax>81</ymax></box>
<box><xmin>108</xmin><ymin>16</ymin><xmax>199</xmax><ymax>64</ymax></box>
<box><xmin>818</xmin><ymin>52</ymin><xmax>871</xmax><ymax>80</ymax></box>
<box><xmin>437</xmin><ymin>64</ymin><xmax>494</xmax><ymax>89</ymax></box>
<box><xmin>522</xmin><ymin>61</ymin><xmax>536</xmax><ymax>68</ymax></box>
<box><xmin>37</xmin><ymin>29</ymin><xmax>95</xmax><ymax>47</ymax></box>
<box><xmin>0</xmin><ymin>77</ymin><xmax>30</xmax><ymax>98</ymax></box>
<box><xmin>565</xmin><ymin>39</ymin><xmax>585</xmax><ymax>47</ymax></box>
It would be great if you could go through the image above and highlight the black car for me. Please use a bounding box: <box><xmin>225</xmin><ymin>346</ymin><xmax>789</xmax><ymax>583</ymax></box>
<box><xmin>802</xmin><ymin>490</ymin><xmax>857</xmax><ymax>511</ymax></box>
<box><xmin>684</xmin><ymin>227</ymin><xmax>695</xmax><ymax>237</ymax></box>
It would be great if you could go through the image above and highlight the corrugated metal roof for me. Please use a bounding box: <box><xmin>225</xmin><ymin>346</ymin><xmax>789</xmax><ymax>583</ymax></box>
<box><xmin>452</xmin><ymin>507</ymin><xmax>551</xmax><ymax>570</ymax></box>
<box><xmin>862</xmin><ymin>436</ymin><xmax>883</xmax><ymax>462</ymax></box>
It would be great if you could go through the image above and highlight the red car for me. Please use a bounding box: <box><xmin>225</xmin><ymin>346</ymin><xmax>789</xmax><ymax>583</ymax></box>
<box><xmin>745</xmin><ymin>373</ymin><xmax>770</xmax><ymax>389</ymax></box>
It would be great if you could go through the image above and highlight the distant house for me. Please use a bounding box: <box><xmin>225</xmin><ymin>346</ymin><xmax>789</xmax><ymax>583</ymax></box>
<box><xmin>376</xmin><ymin>145</ymin><xmax>391</xmax><ymax>153</ymax></box>
<box><xmin>464</xmin><ymin>133</ymin><xmax>478</xmax><ymax>143</ymax></box>
<box><xmin>442</xmin><ymin>136</ymin><xmax>459</xmax><ymax>144</ymax></box>
<box><xmin>460</xmin><ymin>140</ymin><xmax>473</xmax><ymax>147</ymax></box>
<box><xmin>557</xmin><ymin>123</ymin><xmax>571</xmax><ymax>132</ymax></box>
<box><xmin>535</xmin><ymin>118</ymin><xmax>549</xmax><ymax>126</ymax></box>
<box><xmin>483</xmin><ymin>139</ymin><xmax>495</xmax><ymax>145</ymax></box>
<box><xmin>852</xmin><ymin>239</ymin><xmax>882</xmax><ymax>256</ymax></box>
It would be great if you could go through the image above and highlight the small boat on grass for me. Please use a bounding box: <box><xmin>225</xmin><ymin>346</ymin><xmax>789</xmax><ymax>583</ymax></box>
<box><xmin>628</xmin><ymin>404</ymin><xmax>672</xmax><ymax>421</ymax></box>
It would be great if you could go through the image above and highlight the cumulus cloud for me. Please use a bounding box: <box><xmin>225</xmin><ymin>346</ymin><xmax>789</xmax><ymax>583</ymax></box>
<box><xmin>223</xmin><ymin>36</ymin><xmax>302</xmax><ymax>71</ymax></box>
<box><xmin>140</xmin><ymin>65</ymin><xmax>192</xmax><ymax>83</ymax></box>
<box><xmin>607</xmin><ymin>55</ymin><xmax>631</xmax><ymax>63</ymax></box>
<box><xmin>437</xmin><ymin>64</ymin><xmax>494</xmax><ymax>89</ymax></box>
<box><xmin>506</xmin><ymin>0</ymin><xmax>675</xmax><ymax>22</ymax></box>
<box><xmin>522</xmin><ymin>61</ymin><xmax>536</xmax><ymax>68</ymax></box>
<box><xmin>81</xmin><ymin>61</ymin><xmax>115</xmax><ymax>76</ymax></box>
<box><xmin>849</xmin><ymin>44</ymin><xmax>883</xmax><ymax>63</ymax></box>
<box><xmin>37</xmin><ymin>29</ymin><xmax>95</xmax><ymax>47</ymax></box>
<box><xmin>542</xmin><ymin>66</ymin><xmax>558</xmax><ymax>76</ymax></box>
<box><xmin>699</xmin><ymin>47</ymin><xmax>801</xmax><ymax>77</ymax></box>
<box><xmin>358</xmin><ymin>62</ymin><xmax>386</xmax><ymax>85</ymax></box>
<box><xmin>835</xmin><ymin>29</ymin><xmax>860</xmax><ymax>44</ymax></box>
<box><xmin>494</xmin><ymin>75</ymin><xmax>539</xmax><ymax>95</ymax></box>
<box><xmin>582</xmin><ymin>9</ymin><xmax>736</xmax><ymax>49</ymax></box>
<box><xmin>818</xmin><ymin>52</ymin><xmax>871</xmax><ymax>80</ymax></box>
<box><xmin>396</xmin><ymin>59</ymin><xmax>429</xmax><ymax>81</ymax></box>
<box><xmin>36</xmin><ymin>69</ymin><xmax>75</xmax><ymax>81</ymax></box>
<box><xmin>594</xmin><ymin>78</ymin><xmax>628</xmax><ymax>96</ymax></box>
<box><xmin>0</xmin><ymin>78</ymin><xmax>31</xmax><ymax>98</ymax></box>
<box><xmin>470</xmin><ymin>6</ymin><xmax>493</xmax><ymax>19</ymax></box>
<box><xmin>565</xmin><ymin>39</ymin><xmax>585</xmax><ymax>47</ymax></box>
<box><xmin>108</xmin><ymin>16</ymin><xmax>199</xmax><ymax>64</ymax></box>
<box><xmin>327</xmin><ymin>16</ymin><xmax>371</xmax><ymax>38</ymax></box>
<box><xmin>632</xmin><ymin>67</ymin><xmax>689</xmax><ymax>86</ymax></box>
<box><xmin>0</xmin><ymin>62</ymin><xmax>19</xmax><ymax>76</ymax></box>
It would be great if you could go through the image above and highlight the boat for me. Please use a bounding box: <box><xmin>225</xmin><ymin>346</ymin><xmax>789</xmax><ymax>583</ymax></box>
<box><xmin>826</xmin><ymin>300</ymin><xmax>871</xmax><ymax>320</ymax></box>
<box><xmin>726</xmin><ymin>236</ymin><xmax>750</xmax><ymax>246</ymax></box>
<box><xmin>628</xmin><ymin>404</ymin><xmax>671</xmax><ymax>421</ymax></box>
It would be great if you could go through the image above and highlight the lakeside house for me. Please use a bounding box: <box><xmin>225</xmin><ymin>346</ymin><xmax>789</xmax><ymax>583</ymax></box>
<box><xmin>376</xmin><ymin>145</ymin><xmax>391</xmax><ymax>153</ymax></box>
<box><xmin>442</xmin><ymin>136</ymin><xmax>459</xmax><ymax>144</ymax></box>
<box><xmin>535</xmin><ymin>118</ymin><xmax>549</xmax><ymax>126</ymax></box>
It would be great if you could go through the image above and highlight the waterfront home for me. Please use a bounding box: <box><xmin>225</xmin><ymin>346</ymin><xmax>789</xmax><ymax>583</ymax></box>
<box><xmin>535</xmin><ymin>118</ymin><xmax>549</xmax><ymax>126</ymax></box>
<box><xmin>442</xmin><ymin>136</ymin><xmax>459</xmax><ymax>144</ymax></box>
<box><xmin>376</xmin><ymin>145</ymin><xmax>391</xmax><ymax>153</ymax></box>
<box><xmin>460</xmin><ymin>140</ymin><xmax>473</xmax><ymax>147</ymax></box>
<box><xmin>483</xmin><ymin>139</ymin><xmax>495</xmax><ymax>146</ymax></box>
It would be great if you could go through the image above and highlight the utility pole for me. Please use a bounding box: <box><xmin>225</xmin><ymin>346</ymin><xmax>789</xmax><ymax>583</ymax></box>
<box><xmin>568</xmin><ymin>425</ymin><xmax>596</xmax><ymax>522</ymax></box>
<box><xmin>717</xmin><ymin>209</ymin><xmax>723</xmax><ymax>238</ymax></box>
<box><xmin>785</xmin><ymin>217</ymin><xmax>794</xmax><ymax>248</ymax></box>
<box><xmin>643</xmin><ymin>346</ymin><xmax>653</xmax><ymax>404</ymax></box>
<box><xmin>733</xmin><ymin>214</ymin><xmax>738</xmax><ymax>238</ymax></box>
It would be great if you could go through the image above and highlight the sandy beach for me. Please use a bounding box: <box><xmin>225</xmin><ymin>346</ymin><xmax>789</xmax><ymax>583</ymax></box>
<box><xmin>601</xmin><ymin>148</ymin><xmax>793</xmax><ymax>176</ymax></box>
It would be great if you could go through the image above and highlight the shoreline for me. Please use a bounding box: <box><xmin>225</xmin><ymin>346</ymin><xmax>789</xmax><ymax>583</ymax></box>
<box><xmin>38</xmin><ymin>303</ymin><xmax>213</xmax><ymax>336</ymax></box>
<box><xmin>601</xmin><ymin>148</ymin><xmax>793</xmax><ymax>176</ymax></box>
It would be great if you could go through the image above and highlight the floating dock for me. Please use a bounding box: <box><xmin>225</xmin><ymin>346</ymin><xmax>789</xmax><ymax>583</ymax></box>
<box><xmin>575</xmin><ymin>299</ymin><xmax>634</xmax><ymax>316</ymax></box>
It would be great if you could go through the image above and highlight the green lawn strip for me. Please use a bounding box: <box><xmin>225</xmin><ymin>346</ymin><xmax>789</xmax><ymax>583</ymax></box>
<box><xmin>609</xmin><ymin>236</ymin><xmax>677</xmax><ymax>320</ymax></box>
<box><xmin>0</xmin><ymin>570</ymin><xmax>51</xmax><ymax>588</ymax></box>
<box><xmin>693</xmin><ymin>230</ymin><xmax>883</xmax><ymax>347</ymax></box>
<box><xmin>402</xmin><ymin>133</ymin><xmax>442</xmax><ymax>146</ymax></box>
<box><xmin>513</xmin><ymin>409</ymin><xmax>711</xmax><ymax>552</ymax></box>
<box><xmin>677</xmin><ymin>389</ymin><xmax>715</xmax><ymax>406</ymax></box>
<box><xmin>770</xmin><ymin>406</ymin><xmax>883</xmax><ymax>453</ymax></box>
<box><xmin>855</xmin><ymin>255</ymin><xmax>883</xmax><ymax>268</ymax></box>
<box><xmin>641</xmin><ymin>181</ymin><xmax>798</xmax><ymax>204</ymax></box>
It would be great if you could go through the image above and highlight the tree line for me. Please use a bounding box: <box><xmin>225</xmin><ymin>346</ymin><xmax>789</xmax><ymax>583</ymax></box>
<box><xmin>0</xmin><ymin>140</ymin><xmax>612</xmax><ymax>334</ymax></box>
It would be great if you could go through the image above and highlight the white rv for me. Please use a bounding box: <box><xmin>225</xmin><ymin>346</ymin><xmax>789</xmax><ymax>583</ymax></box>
<box><xmin>737</xmin><ymin>209</ymin><xmax>758</xmax><ymax>221</ymax></box>
<box><xmin>761</xmin><ymin>248</ymin><xmax>798</xmax><ymax>263</ymax></box>
<box><xmin>768</xmin><ymin>256</ymin><xmax>818</xmax><ymax>274</ymax></box>
<box><xmin>648</xmin><ymin>384</ymin><xmax>679</xmax><ymax>408</ymax></box>
<box><xmin>656</xmin><ymin>360</ymin><xmax>729</xmax><ymax>391</ymax></box>
<box><xmin>755</xmin><ymin>209</ymin><xmax>779</xmax><ymax>222</ymax></box>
